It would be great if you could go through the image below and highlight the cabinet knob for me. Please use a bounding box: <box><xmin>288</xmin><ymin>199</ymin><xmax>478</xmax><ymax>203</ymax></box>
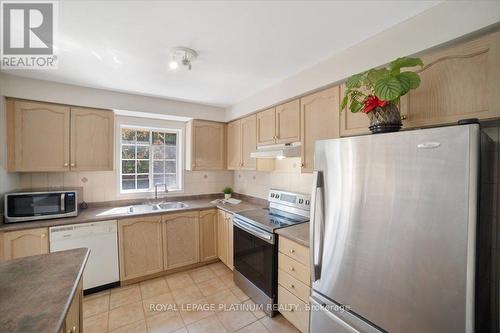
<box><xmin>400</xmin><ymin>115</ymin><xmax>407</xmax><ymax>121</ymax></box>
<box><xmin>41</xmin><ymin>234</ymin><xmax>46</xmax><ymax>238</ymax></box>
<box><xmin>300</xmin><ymin>163</ymin><xmax>305</xmax><ymax>168</ymax></box>
<box><xmin>290</xmin><ymin>267</ymin><xmax>295</xmax><ymax>272</ymax></box>
<box><xmin>64</xmin><ymin>163</ymin><xmax>69</xmax><ymax>167</ymax></box>
<box><xmin>289</xmin><ymin>249</ymin><xmax>295</xmax><ymax>254</ymax></box>
<box><xmin>290</xmin><ymin>284</ymin><xmax>295</xmax><ymax>289</ymax></box>
<box><xmin>70</xmin><ymin>163</ymin><xmax>75</xmax><ymax>167</ymax></box>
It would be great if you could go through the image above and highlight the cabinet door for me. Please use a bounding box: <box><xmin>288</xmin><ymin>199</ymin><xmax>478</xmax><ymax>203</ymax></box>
<box><xmin>227</xmin><ymin>120</ymin><xmax>242</xmax><ymax>170</ymax></box>
<box><xmin>7</xmin><ymin>99</ymin><xmax>70</xmax><ymax>172</ymax></box>
<box><xmin>190</xmin><ymin>120</ymin><xmax>226</xmax><ymax>170</ymax></box>
<box><xmin>199</xmin><ymin>210</ymin><xmax>218</xmax><ymax>262</ymax></box>
<box><xmin>163</xmin><ymin>212</ymin><xmax>200</xmax><ymax>269</ymax></box>
<box><xmin>64</xmin><ymin>277</ymin><xmax>82</xmax><ymax>333</ymax></box>
<box><xmin>339</xmin><ymin>84</ymin><xmax>370</xmax><ymax>137</ymax></box>
<box><xmin>70</xmin><ymin>107</ymin><xmax>114</xmax><ymax>171</ymax></box>
<box><xmin>241</xmin><ymin>114</ymin><xmax>257</xmax><ymax>170</ymax></box>
<box><xmin>400</xmin><ymin>31</ymin><xmax>500</xmax><ymax>128</ymax></box>
<box><xmin>276</xmin><ymin>99</ymin><xmax>300</xmax><ymax>144</ymax></box>
<box><xmin>300</xmin><ymin>86</ymin><xmax>340</xmax><ymax>173</ymax></box>
<box><xmin>257</xmin><ymin>107</ymin><xmax>276</xmax><ymax>145</ymax></box>
<box><xmin>118</xmin><ymin>217</ymin><xmax>163</xmax><ymax>281</ymax></box>
<box><xmin>226</xmin><ymin>213</ymin><xmax>234</xmax><ymax>270</ymax></box>
<box><xmin>217</xmin><ymin>210</ymin><xmax>228</xmax><ymax>265</ymax></box>
<box><xmin>2</xmin><ymin>228</ymin><xmax>49</xmax><ymax>260</ymax></box>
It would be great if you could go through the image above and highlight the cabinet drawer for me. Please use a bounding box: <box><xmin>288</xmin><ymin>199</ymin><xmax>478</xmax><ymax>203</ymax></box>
<box><xmin>279</xmin><ymin>269</ymin><xmax>310</xmax><ymax>303</ymax></box>
<box><xmin>278</xmin><ymin>286</ymin><xmax>309</xmax><ymax>333</ymax></box>
<box><xmin>278</xmin><ymin>252</ymin><xmax>310</xmax><ymax>286</ymax></box>
<box><xmin>279</xmin><ymin>237</ymin><xmax>309</xmax><ymax>266</ymax></box>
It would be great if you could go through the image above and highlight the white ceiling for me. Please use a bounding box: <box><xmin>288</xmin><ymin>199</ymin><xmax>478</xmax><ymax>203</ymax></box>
<box><xmin>2</xmin><ymin>1</ymin><xmax>440</xmax><ymax>107</ymax></box>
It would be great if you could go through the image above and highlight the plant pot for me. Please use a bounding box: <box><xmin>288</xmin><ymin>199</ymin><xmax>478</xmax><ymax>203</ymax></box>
<box><xmin>367</xmin><ymin>103</ymin><xmax>402</xmax><ymax>134</ymax></box>
<box><xmin>224</xmin><ymin>193</ymin><xmax>231</xmax><ymax>199</ymax></box>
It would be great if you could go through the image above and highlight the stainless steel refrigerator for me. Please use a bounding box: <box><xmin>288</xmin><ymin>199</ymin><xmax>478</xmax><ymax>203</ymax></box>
<box><xmin>309</xmin><ymin>124</ymin><xmax>498</xmax><ymax>333</ymax></box>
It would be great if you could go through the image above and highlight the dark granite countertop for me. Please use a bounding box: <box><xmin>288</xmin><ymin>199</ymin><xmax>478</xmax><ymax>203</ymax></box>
<box><xmin>276</xmin><ymin>222</ymin><xmax>310</xmax><ymax>247</ymax></box>
<box><xmin>0</xmin><ymin>248</ymin><xmax>90</xmax><ymax>333</ymax></box>
<box><xmin>0</xmin><ymin>196</ymin><xmax>266</xmax><ymax>232</ymax></box>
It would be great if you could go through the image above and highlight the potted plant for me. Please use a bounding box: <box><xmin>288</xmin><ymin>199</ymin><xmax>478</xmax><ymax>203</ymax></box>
<box><xmin>341</xmin><ymin>56</ymin><xmax>423</xmax><ymax>133</ymax></box>
<box><xmin>222</xmin><ymin>186</ymin><xmax>233</xmax><ymax>199</ymax></box>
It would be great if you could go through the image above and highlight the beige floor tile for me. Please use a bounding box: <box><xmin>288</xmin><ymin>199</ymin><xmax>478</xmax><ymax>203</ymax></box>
<box><xmin>219</xmin><ymin>272</ymin><xmax>236</xmax><ymax>289</ymax></box>
<box><xmin>208</xmin><ymin>262</ymin><xmax>232</xmax><ymax>277</ymax></box>
<box><xmin>110</xmin><ymin>285</ymin><xmax>142</xmax><ymax>309</ymax></box>
<box><xmin>146</xmin><ymin>311</ymin><xmax>185</xmax><ymax>333</ymax></box>
<box><xmin>108</xmin><ymin>301</ymin><xmax>145</xmax><ymax>331</ymax></box>
<box><xmin>179</xmin><ymin>297</ymin><xmax>214</xmax><ymax>325</ymax></box>
<box><xmin>186</xmin><ymin>314</ymin><xmax>228</xmax><ymax>333</ymax></box>
<box><xmin>83</xmin><ymin>294</ymin><xmax>110</xmax><ymax>318</ymax></box>
<box><xmin>109</xmin><ymin>319</ymin><xmax>147</xmax><ymax>333</ymax></box>
<box><xmin>236</xmin><ymin>320</ymin><xmax>270</xmax><ymax>333</ymax></box>
<box><xmin>82</xmin><ymin>312</ymin><xmax>108</xmax><ymax>333</ymax></box>
<box><xmin>243</xmin><ymin>300</ymin><xmax>266</xmax><ymax>319</ymax></box>
<box><xmin>166</xmin><ymin>272</ymin><xmax>195</xmax><ymax>291</ymax></box>
<box><xmin>216</xmin><ymin>308</ymin><xmax>257</xmax><ymax>332</ymax></box>
<box><xmin>172</xmin><ymin>284</ymin><xmax>203</xmax><ymax>304</ymax></box>
<box><xmin>142</xmin><ymin>292</ymin><xmax>177</xmax><ymax>317</ymax></box>
<box><xmin>172</xmin><ymin>328</ymin><xmax>188</xmax><ymax>333</ymax></box>
<box><xmin>189</xmin><ymin>266</ymin><xmax>217</xmax><ymax>283</ymax></box>
<box><xmin>139</xmin><ymin>277</ymin><xmax>170</xmax><ymax>299</ymax></box>
<box><xmin>230</xmin><ymin>286</ymin><xmax>250</xmax><ymax>302</ymax></box>
<box><xmin>197</xmin><ymin>277</ymin><xmax>229</xmax><ymax>296</ymax></box>
<box><xmin>206</xmin><ymin>289</ymin><xmax>241</xmax><ymax>312</ymax></box>
<box><xmin>259</xmin><ymin>314</ymin><xmax>300</xmax><ymax>333</ymax></box>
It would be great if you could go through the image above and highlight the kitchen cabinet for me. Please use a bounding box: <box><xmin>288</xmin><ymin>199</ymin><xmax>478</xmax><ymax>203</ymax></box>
<box><xmin>118</xmin><ymin>216</ymin><xmax>163</xmax><ymax>281</ymax></box>
<box><xmin>257</xmin><ymin>99</ymin><xmax>300</xmax><ymax>146</ymax></box>
<box><xmin>162</xmin><ymin>211</ymin><xmax>199</xmax><ymax>269</ymax></box>
<box><xmin>217</xmin><ymin>209</ymin><xmax>234</xmax><ymax>270</ymax></box>
<box><xmin>300</xmin><ymin>86</ymin><xmax>340</xmax><ymax>173</ymax></box>
<box><xmin>186</xmin><ymin>120</ymin><xmax>226</xmax><ymax>170</ymax></box>
<box><xmin>339</xmin><ymin>84</ymin><xmax>370</xmax><ymax>137</ymax></box>
<box><xmin>70</xmin><ymin>107</ymin><xmax>114</xmax><ymax>171</ymax></box>
<box><xmin>1</xmin><ymin>227</ymin><xmax>49</xmax><ymax>260</ymax></box>
<box><xmin>63</xmin><ymin>277</ymin><xmax>82</xmax><ymax>333</ymax></box>
<box><xmin>257</xmin><ymin>107</ymin><xmax>276</xmax><ymax>145</ymax></box>
<box><xmin>400</xmin><ymin>30</ymin><xmax>500</xmax><ymax>128</ymax></box>
<box><xmin>199</xmin><ymin>209</ymin><xmax>218</xmax><ymax>262</ymax></box>
<box><xmin>241</xmin><ymin>114</ymin><xmax>257</xmax><ymax>170</ymax></box>
<box><xmin>227</xmin><ymin>120</ymin><xmax>242</xmax><ymax>170</ymax></box>
<box><xmin>6</xmin><ymin>99</ymin><xmax>114</xmax><ymax>172</ymax></box>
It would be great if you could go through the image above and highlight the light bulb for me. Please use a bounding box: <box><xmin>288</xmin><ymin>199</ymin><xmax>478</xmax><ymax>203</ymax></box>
<box><xmin>276</xmin><ymin>155</ymin><xmax>285</xmax><ymax>160</ymax></box>
<box><xmin>169</xmin><ymin>60</ymin><xmax>178</xmax><ymax>70</ymax></box>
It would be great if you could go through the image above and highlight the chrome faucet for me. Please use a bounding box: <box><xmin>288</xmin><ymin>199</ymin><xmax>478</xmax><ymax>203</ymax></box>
<box><xmin>154</xmin><ymin>183</ymin><xmax>168</xmax><ymax>201</ymax></box>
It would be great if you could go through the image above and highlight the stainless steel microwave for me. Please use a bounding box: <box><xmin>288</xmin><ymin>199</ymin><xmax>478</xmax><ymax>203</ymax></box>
<box><xmin>4</xmin><ymin>190</ymin><xmax>78</xmax><ymax>223</ymax></box>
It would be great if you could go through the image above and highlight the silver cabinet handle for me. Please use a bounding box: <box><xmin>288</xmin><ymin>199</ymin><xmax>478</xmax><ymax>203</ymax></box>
<box><xmin>310</xmin><ymin>170</ymin><xmax>324</xmax><ymax>282</ymax></box>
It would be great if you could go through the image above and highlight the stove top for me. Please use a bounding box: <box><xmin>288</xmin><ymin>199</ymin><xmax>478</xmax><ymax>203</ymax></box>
<box><xmin>234</xmin><ymin>207</ymin><xmax>309</xmax><ymax>233</ymax></box>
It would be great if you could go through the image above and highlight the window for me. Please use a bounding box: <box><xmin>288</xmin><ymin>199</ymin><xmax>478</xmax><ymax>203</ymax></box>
<box><xmin>120</xmin><ymin>126</ymin><xmax>182</xmax><ymax>193</ymax></box>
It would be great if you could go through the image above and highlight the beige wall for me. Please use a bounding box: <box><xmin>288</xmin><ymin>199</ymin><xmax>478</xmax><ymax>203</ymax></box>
<box><xmin>227</xmin><ymin>1</ymin><xmax>500</xmax><ymax>120</ymax></box>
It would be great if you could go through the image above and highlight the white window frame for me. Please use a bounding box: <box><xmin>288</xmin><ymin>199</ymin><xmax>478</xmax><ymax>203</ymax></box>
<box><xmin>116</xmin><ymin>116</ymin><xmax>184</xmax><ymax>196</ymax></box>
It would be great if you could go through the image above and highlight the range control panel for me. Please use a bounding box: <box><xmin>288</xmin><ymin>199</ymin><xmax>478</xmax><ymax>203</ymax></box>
<box><xmin>268</xmin><ymin>189</ymin><xmax>311</xmax><ymax>211</ymax></box>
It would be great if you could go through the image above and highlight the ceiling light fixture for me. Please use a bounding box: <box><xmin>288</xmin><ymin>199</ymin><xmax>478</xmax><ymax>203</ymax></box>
<box><xmin>169</xmin><ymin>47</ymin><xmax>197</xmax><ymax>71</ymax></box>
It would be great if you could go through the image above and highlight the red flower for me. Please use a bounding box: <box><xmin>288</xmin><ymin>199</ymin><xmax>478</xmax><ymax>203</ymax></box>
<box><xmin>362</xmin><ymin>95</ymin><xmax>388</xmax><ymax>114</ymax></box>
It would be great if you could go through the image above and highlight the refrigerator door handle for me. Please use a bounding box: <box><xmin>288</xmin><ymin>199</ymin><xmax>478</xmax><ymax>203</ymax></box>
<box><xmin>310</xmin><ymin>170</ymin><xmax>324</xmax><ymax>282</ymax></box>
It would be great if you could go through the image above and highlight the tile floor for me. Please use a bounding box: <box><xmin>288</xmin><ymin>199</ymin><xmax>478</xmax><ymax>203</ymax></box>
<box><xmin>83</xmin><ymin>262</ymin><xmax>300</xmax><ymax>333</ymax></box>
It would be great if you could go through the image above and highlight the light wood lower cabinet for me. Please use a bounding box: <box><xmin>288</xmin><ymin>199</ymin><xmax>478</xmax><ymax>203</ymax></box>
<box><xmin>217</xmin><ymin>209</ymin><xmax>234</xmax><ymax>270</ymax></box>
<box><xmin>0</xmin><ymin>227</ymin><xmax>49</xmax><ymax>260</ymax></box>
<box><xmin>199</xmin><ymin>209</ymin><xmax>218</xmax><ymax>262</ymax></box>
<box><xmin>162</xmin><ymin>211</ymin><xmax>200</xmax><ymax>269</ymax></box>
<box><xmin>118</xmin><ymin>216</ymin><xmax>164</xmax><ymax>281</ymax></box>
<box><xmin>62</xmin><ymin>277</ymin><xmax>82</xmax><ymax>333</ymax></box>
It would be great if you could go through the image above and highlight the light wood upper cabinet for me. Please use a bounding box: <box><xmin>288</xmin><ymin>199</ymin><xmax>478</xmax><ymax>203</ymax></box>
<box><xmin>257</xmin><ymin>107</ymin><xmax>277</xmax><ymax>145</ymax></box>
<box><xmin>227</xmin><ymin>120</ymin><xmax>242</xmax><ymax>170</ymax></box>
<box><xmin>339</xmin><ymin>84</ymin><xmax>370</xmax><ymax>137</ymax></box>
<box><xmin>276</xmin><ymin>99</ymin><xmax>300</xmax><ymax>144</ymax></box>
<box><xmin>400</xmin><ymin>30</ymin><xmax>500</xmax><ymax>128</ymax></box>
<box><xmin>241</xmin><ymin>114</ymin><xmax>257</xmax><ymax>170</ymax></box>
<box><xmin>70</xmin><ymin>107</ymin><xmax>114</xmax><ymax>171</ymax></box>
<box><xmin>199</xmin><ymin>209</ymin><xmax>218</xmax><ymax>262</ymax></box>
<box><xmin>186</xmin><ymin>120</ymin><xmax>226</xmax><ymax>170</ymax></box>
<box><xmin>1</xmin><ymin>227</ymin><xmax>49</xmax><ymax>260</ymax></box>
<box><xmin>7</xmin><ymin>100</ymin><xmax>70</xmax><ymax>172</ymax></box>
<box><xmin>163</xmin><ymin>211</ymin><xmax>200</xmax><ymax>269</ymax></box>
<box><xmin>118</xmin><ymin>216</ymin><xmax>163</xmax><ymax>281</ymax></box>
<box><xmin>300</xmin><ymin>86</ymin><xmax>340</xmax><ymax>173</ymax></box>
<box><xmin>217</xmin><ymin>209</ymin><xmax>228</xmax><ymax>266</ymax></box>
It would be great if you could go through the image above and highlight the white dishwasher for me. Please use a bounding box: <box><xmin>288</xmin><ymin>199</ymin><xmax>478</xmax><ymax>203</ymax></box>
<box><xmin>50</xmin><ymin>220</ymin><xmax>120</xmax><ymax>291</ymax></box>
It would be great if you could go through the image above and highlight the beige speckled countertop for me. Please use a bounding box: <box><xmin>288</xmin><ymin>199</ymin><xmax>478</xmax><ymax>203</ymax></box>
<box><xmin>0</xmin><ymin>196</ymin><xmax>266</xmax><ymax>232</ymax></box>
<box><xmin>0</xmin><ymin>248</ymin><xmax>89</xmax><ymax>333</ymax></box>
<box><xmin>276</xmin><ymin>222</ymin><xmax>310</xmax><ymax>247</ymax></box>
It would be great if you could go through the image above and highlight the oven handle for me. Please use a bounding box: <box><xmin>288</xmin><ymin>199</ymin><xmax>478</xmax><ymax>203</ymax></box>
<box><xmin>233</xmin><ymin>218</ymin><xmax>275</xmax><ymax>244</ymax></box>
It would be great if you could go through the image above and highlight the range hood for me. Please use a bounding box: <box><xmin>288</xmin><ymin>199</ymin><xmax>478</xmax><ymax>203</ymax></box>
<box><xmin>250</xmin><ymin>142</ymin><xmax>301</xmax><ymax>159</ymax></box>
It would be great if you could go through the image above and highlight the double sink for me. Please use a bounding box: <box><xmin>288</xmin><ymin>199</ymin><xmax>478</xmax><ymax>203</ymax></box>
<box><xmin>128</xmin><ymin>202</ymin><xmax>188</xmax><ymax>214</ymax></box>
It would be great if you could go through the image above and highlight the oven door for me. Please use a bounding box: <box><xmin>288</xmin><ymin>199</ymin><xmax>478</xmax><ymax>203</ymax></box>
<box><xmin>233</xmin><ymin>217</ymin><xmax>277</xmax><ymax>298</ymax></box>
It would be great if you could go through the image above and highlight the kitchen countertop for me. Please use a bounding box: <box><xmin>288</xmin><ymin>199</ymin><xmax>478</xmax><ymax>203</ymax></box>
<box><xmin>0</xmin><ymin>197</ymin><xmax>266</xmax><ymax>232</ymax></box>
<box><xmin>276</xmin><ymin>222</ymin><xmax>310</xmax><ymax>247</ymax></box>
<box><xmin>0</xmin><ymin>248</ymin><xmax>89</xmax><ymax>333</ymax></box>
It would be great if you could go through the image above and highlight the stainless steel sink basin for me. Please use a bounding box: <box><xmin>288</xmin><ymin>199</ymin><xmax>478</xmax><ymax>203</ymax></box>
<box><xmin>157</xmin><ymin>202</ymin><xmax>188</xmax><ymax>210</ymax></box>
<box><xmin>127</xmin><ymin>202</ymin><xmax>188</xmax><ymax>214</ymax></box>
